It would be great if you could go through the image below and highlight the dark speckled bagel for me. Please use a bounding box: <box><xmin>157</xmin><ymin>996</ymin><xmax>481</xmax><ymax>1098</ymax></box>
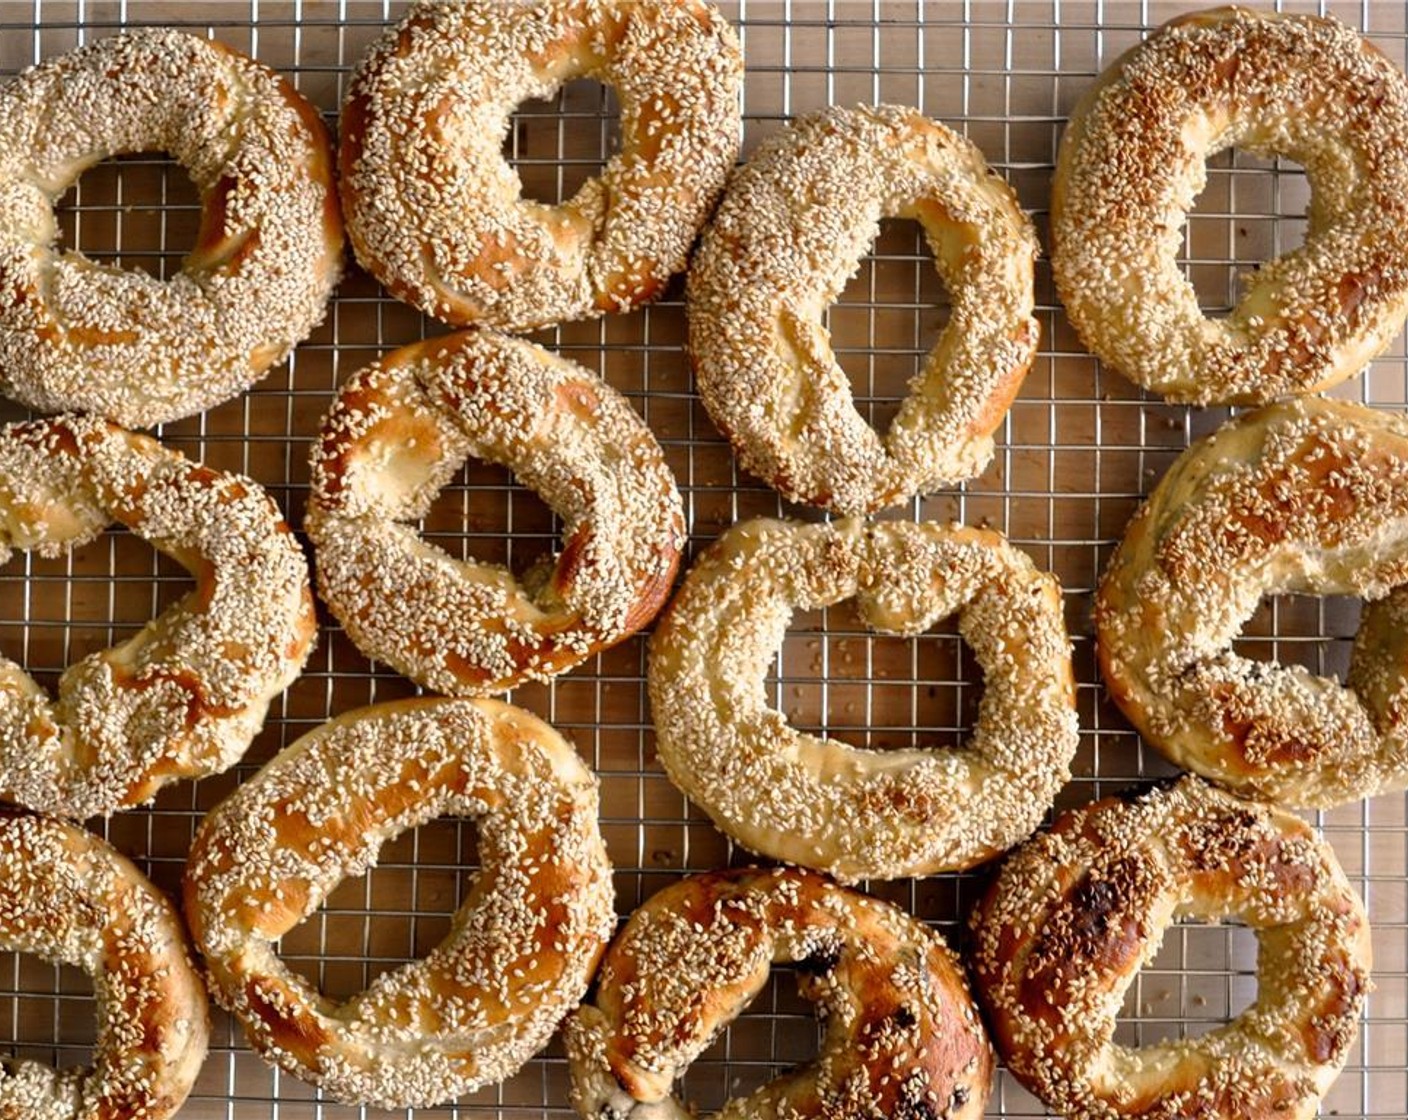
<box><xmin>970</xmin><ymin>776</ymin><xmax>1371</xmax><ymax>1120</ymax></box>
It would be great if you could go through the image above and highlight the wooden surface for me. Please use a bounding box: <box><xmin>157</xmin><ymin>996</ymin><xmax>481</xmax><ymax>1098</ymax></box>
<box><xmin>0</xmin><ymin>1</ymin><xmax>1403</xmax><ymax>1116</ymax></box>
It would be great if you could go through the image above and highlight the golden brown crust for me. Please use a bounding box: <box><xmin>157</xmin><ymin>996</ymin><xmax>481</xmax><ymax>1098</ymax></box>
<box><xmin>1052</xmin><ymin>6</ymin><xmax>1408</xmax><ymax>406</ymax></box>
<box><xmin>688</xmin><ymin>104</ymin><xmax>1039</xmax><ymax>515</ymax></box>
<box><xmin>183</xmin><ymin>697</ymin><xmax>615</xmax><ymax>1110</ymax></box>
<box><xmin>970</xmin><ymin>776</ymin><xmax>1372</xmax><ymax>1120</ymax></box>
<box><xmin>305</xmin><ymin>329</ymin><xmax>684</xmax><ymax>695</ymax></box>
<box><xmin>648</xmin><ymin>517</ymin><xmax>1078</xmax><ymax>881</ymax></box>
<box><xmin>1096</xmin><ymin>397</ymin><xmax>1408</xmax><ymax>807</ymax></box>
<box><xmin>339</xmin><ymin>0</ymin><xmax>742</xmax><ymax>332</ymax></box>
<box><xmin>0</xmin><ymin>28</ymin><xmax>344</xmax><ymax>427</ymax></box>
<box><xmin>0</xmin><ymin>415</ymin><xmax>316</xmax><ymax>819</ymax></box>
<box><xmin>0</xmin><ymin>808</ymin><xmax>208</xmax><ymax>1120</ymax></box>
<box><xmin>565</xmin><ymin>866</ymin><xmax>992</xmax><ymax>1120</ymax></box>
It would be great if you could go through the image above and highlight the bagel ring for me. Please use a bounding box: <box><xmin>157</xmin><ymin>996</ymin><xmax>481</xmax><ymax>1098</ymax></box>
<box><xmin>1052</xmin><ymin>7</ymin><xmax>1408</xmax><ymax>406</ymax></box>
<box><xmin>0</xmin><ymin>28</ymin><xmax>343</xmax><ymax>427</ymax></box>
<box><xmin>566</xmin><ymin>866</ymin><xmax>992</xmax><ymax>1120</ymax></box>
<box><xmin>648</xmin><ymin>517</ymin><xmax>1078</xmax><ymax>882</ymax></box>
<box><xmin>340</xmin><ymin>0</ymin><xmax>743</xmax><ymax>331</ymax></box>
<box><xmin>970</xmin><ymin>776</ymin><xmax>1371</xmax><ymax>1120</ymax></box>
<box><xmin>688</xmin><ymin>104</ymin><xmax>1039</xmax><ymax>514</ymax></box>
<box><xmin>306</xmin><ymin>329</ymin><xmax>684</xmax><ymax>696</ymax></box>
<box><xmin>1097</xmin><ymin>396</ymin><xmax>1408</xmax><ymax>808</ymax></box>
<box><xmin>0</xmin><ymin>808</ymin><xmax>208</xmax><ymax>1120</ymax></box>
<box><xmin>0</xmin><ymin>415</ymin><xmax>316</xmax><ymax>819</ymax></box>
<box><xmin>184</xmin><ymin>697</ymin><xmax>614</xmax><ymax>1110</ymax></box>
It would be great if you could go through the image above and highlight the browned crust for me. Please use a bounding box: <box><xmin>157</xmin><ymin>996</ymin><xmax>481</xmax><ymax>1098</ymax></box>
<box><xmin>1095</xmin><ymin>397</ymin><xmax>1408</xmax><ymax>807</ymax></box>
<box><xmin>568</xmin><ymin>866</ymin><xmax>992</xmax><ymax>1119</ymax></box>
<box><xmin>970</xmin><ymin>776</ymin><xmax>1372</xmax><ymax>1120</ymax></box>
<box><xmin>183</xmin><ymin>697</ymin><xmax>614</xmax><ymax>1110</ymax></box>
<box><xmin>338</xmin><ymin>0</ymin><xmax>743</xmax><ymax>332</ymax></box>
<box><xmin>305</xmin><ymin>329</ymin><xmax>684</xmax><ymax>697</ymax></box>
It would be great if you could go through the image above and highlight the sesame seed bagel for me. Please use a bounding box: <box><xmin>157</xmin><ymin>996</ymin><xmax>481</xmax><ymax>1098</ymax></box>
<box><xmin>688</xmin><ymin>104</ymin><xmax>1039</xmax><ymax>515</ymax></box>
<box><xmin>0</xmin><ymin>808</ymin><xmax>209</xmax><ymax>1120</ymax></box>
<box><xmin>339</xmin><ymin>0</ymin><xmax>743</xmax><ymax>332</ymax></box>
<box><xmin>0</xmin><ymin>415</ymin><xmax>315</xmax><ymax>820</ymax></box>
<box><xmin>648</xmin><ymin>517</ymin><xmax>1078</xmax><ymax>882</ymax></box>
<box><xmin>970</xmin><ymin>776</ymin><xmax>1371</xmax><ymax>1120</ymax></box>
<box><xmin>1051</xmin><ymin>7</ymin><xmax>1408</xmax><ymax>406</ymax></box>
<box><xmin>183</xmin><ymin>697</ymin><xmax>615</xmax><ymax>1110</ymax></box>
<box><xmin>0</xmin><ymin>29</ymin><xmax>343</xmax><ymax>428</ymax></box>
<box><xmin>1096</xmin><ymin>397</ymin><xmax>1408</xmax><ymax>808</ymax></box>
<box><xmin>565</xmin><ymin>866</ymin><xmax>992</xmax><ymax>1120</ymax></box>
<box><xmin>306</xmin><ymin>330</ymin><xmax>684</xmax><ymax>695</ymax></box>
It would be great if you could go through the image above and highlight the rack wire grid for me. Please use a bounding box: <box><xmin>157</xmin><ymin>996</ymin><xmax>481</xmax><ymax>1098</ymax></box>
<box><xmin>0</xmin><ymin>0</ymin><xmax>1403</xmax><ymax>1117</ymax></box>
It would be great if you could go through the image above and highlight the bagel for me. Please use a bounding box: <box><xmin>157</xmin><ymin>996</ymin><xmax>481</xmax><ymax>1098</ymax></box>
<box><xmin>0</xmin><ymin>808</ymin><xmax>208</xmax><ymax>1120</ymax></box>
<box><xmin>688</xmin><ymin>104</ymin><xmax>1039</xmax><ymax>514</ymax></box>
<box><xmin>970</xmin><ymin>776</ymin><xmax>1371</xmax><ymax>1120</ymax></box>
<box><xmin>306</xmin><ymin>329</ymin><xmax>684</xmax><ymax>695</ymax></box>
<box><xmin>1097</xmin><ymin>396</ymin><xmax>1408</xmax><ymax>807</ymax></box>
<box><xmin>0</xmin><ymin>28</ymin><xmax>343</xmax><ymax>427</ymax></box>
<box><xmin>183</xmin><ymin>697</ymin><xmax>615</xmax><ymax>1110</ymax></box>
<box><xmin>566</xmin><ymin>866</ymin><xmax>992</xmax><ymax>1120</ymax></box>
<box><xmin>0</xmin><ymin>415</ymin><xmax>315</xmax><ymax>819</ymax></box>
<box><xmin>648</xmin><ymin>517</ymin><xmax>1078</xmax><ymax>881</ymax></box>
<box><xmin>1052</xmin><ymin>6</ymin><xmax>1408</xmax><ymax>405</ymax></box>
<box><xmin>340</xmin><ymin>0</ymin><xmax>743</xmax><ymax>331</ymax></box>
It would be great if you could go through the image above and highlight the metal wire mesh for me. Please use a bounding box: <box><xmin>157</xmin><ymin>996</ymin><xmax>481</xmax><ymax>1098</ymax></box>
<box><xmin>0</xmin><ymin>0</ymin><xmax>1403</xmax><ymax>1116</ymax></box>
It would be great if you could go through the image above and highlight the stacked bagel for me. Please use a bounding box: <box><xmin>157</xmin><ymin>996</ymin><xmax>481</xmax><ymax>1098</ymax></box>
<box><xmin>0</xmin><ymin>4</ymin><xmax>1398</xmax><ymax>1120</ymax></box>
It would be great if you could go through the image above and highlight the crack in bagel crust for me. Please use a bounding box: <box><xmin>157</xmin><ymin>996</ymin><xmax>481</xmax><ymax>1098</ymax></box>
<box><xmin>305</xmin><ymin>329</ymin><xmax>684</xmax><ymax>696</ymax></box>
<box><xmin>564</xmin><ymin>866</ymin><xmax>992</xmax><ymax>1120</ymax></box>
<box><xmin>1096</xmin><ymin>396</ymin><xmax>1408</xmax><ymax>808</ymax></box>
<box><xmin>1051</xmin><ymin>6</ymin><xmax>1408</xmax><ymax>406</ymax></box>
<box><xmin>183</xmin><ymin>697</ymin><xmax>615</xmax><ymax>1111</ymax></box>
<box><xmin>0</xmin><ymin>415</ymin><xmax>316</xmax><ymax>820</ymax></box>
<box><xmin>687</xmin><ymin>103</ymin><xmax>1039</xmax><ymax>515</ymax></box>
<box><xmin>970</xmin><ymin>776</ymin><xmax>1372</xmax><ymax>1120</ymax></box>
<box><xmin>339</xmin><ymin>0</ymin><xmax>743</xmax><ymax>332</ymax></box>
<box><xmin>0</xmin><ymin>808</ymin><xmax>209</xmax><ymax>1120</ymax></box>
<box><xmin>647</xmin><ymin>517</ymin><xmax>1078</xmax><ymax>882</ymax></box>
<box><xmin>0</xmin><ymin>28</ymin><xmax>343</xmax><ymax>428</ymax></box>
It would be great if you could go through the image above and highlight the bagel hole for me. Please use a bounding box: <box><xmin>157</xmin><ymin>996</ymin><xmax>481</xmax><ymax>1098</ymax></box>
<box><xmin>1231</xmin><ymin>594</ymin><xmax>1360</xmax><ymax>682</ymax></box>
<box><xmin>828</xmin><ymin>218</ymin><xmax>952</xmax><ymax>436</ymax></box>
<box><xmin>678</xmin><ymin>963</ymin><xmax>822</xmax><ymax>1111</ymax></box>
<box><xmin>774</xmin><ymin>601</ymin><xmax>981</xmax><ymax>753</ymax></box>
<box><xmin>419</xmin><ymin>460</ymin><xmax>562</xmax><ymax>586</ymax></box>
<box><xmin>506</xmin><ymin>80</ymin><xmax>621</xmax><ymax>207</ymax></box>
<box><xmin>0</xmin><ymin>955</ymin><xmax>96</xmax><ymax>1073</ymax></box>
<box><xmin>1184</xmin><ymin>149</ymin><xmax>1310</xmax><ymax>318</ymax></box>
<box><xmin>278</xmin><ymin>817</ymin><xmax>479</xmax><ymax>1002</ymax></box>
<box><xmin>0</xmin><ymin>528</ymin><xmax>194</xmax><ymax>696</ymax></box>
<box><xmin>54</xmin><ymin>153</ymin><xmax>202</xmax><ymax>281</ymax></box>
<box><xmin>1114</xmin><ymin>922</ymin><xmax>1257</xmax><ymax>1047</ymax></box>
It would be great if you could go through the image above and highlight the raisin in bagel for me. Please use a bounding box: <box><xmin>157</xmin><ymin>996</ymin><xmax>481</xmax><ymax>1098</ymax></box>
<box><xmin>566</xmin><ymin>867</ymin><xmax>991</xmax><ymax>1120</ymax></box>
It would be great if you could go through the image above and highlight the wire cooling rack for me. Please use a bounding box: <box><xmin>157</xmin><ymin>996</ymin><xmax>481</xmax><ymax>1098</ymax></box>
<box><xmin>0</xmin><ymin>0</ymin><xmax>1405</xmax><ymax>1117</ymax></box>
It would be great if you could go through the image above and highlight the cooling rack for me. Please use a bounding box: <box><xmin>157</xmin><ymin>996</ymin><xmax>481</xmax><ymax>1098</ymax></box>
<box><xmin>0</xmin><ymin>0</ymin><xmax>1404</xmax><ymax>1116</ymax></box>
